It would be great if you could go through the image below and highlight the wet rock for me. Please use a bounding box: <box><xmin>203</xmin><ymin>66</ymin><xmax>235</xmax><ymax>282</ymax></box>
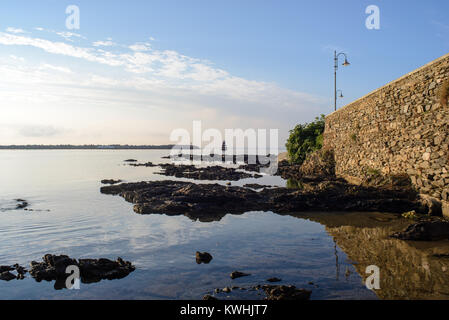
<box><xmin>222</xmin><ymin>287</ymin><xmax>232</xmax><ymax>293</ymax></box>
<box><xmin>203</xmin><ymin>294</ymin><xmax>218</xmax><ymax>300</ymax></box>
<box><xmin>243</xmin><ymin>184</ymin><xmax>273</xmax><ymax>190</ymax></box>
<box><xmin>78</xmin><ymin>257</ymin><xmax>135</xmax><ymax>283</ymax></box>
<box><xmin>0</xmin><ymin>271</ymin><xmax>16</xmax><ymax>281</ymax></box>
<box><xmin>128</xmin><ymin>162</ymin><xmax>157</xmax><ymax>167</ymax></box>
<box><xmin>230</xmin><ymin>271</ymin><xmax>251</xmax><ymax>279</ymax></box>
<box><xmin>391</xmin><ymin>221</ymin><xmax>449</xmax><ymax>241</ymax></box>
<box><xmin>124</xmin><ymin>159</ymin><xmax>138</xmax><ymax>162</ymax></box>
<box><xmin>100</xmin><ymin>179</ymin><xmax>425</xmax><ymax>220</ymax></box>
<box><xmin>29</xmin><ymin>254</ymin><xmax>135</xmax><ymax>283</ymax></box>
<box><xmin>15</xmin><ymin>199</ymin><xmax>29</xmax><ymax>209</ymax></box>
<box><xmin>0</xmin><ymin>266</ymin><xmax>14</xmax><ymax>273</ymax></box>
<box><xmin>266</xmin><ymin>277</ymin><xmax>281</xmax><ymax>283</ymax></box>
<box><xmin>101</xmin><ymin>179</ymin><xmax>122</xmax><ymax>185</ymax></box>
<box><xmin>13</xmin><ymin>264</ymin><xmax>26</xmax><ymax>275</ymax></box>
<box><xmin>262</xmin><ymin>285</ymin><xmax>311</xmax><ymax>300</ymax></box>
<box><xmin>196</xmin><ymin>252</ymin><xmax>213</xmax><ymax>264</ymax></box>
<box><xmin>157</xmin><ymin>164</ymin><xmax>256</xmax><ymax>181</ymax></box>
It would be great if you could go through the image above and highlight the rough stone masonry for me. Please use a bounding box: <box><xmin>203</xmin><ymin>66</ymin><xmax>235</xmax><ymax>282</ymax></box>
<box><xmin>324</xmin><ymin>52</ymin><xmax>449</xmax><ymax>216</ymax></box>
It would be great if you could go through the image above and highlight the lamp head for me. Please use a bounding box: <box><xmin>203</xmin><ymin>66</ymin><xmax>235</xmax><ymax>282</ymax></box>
<box><xmin>342</xmin><ymin>59</ymin><xmax>350</xmax><ymax>67</ymax></box>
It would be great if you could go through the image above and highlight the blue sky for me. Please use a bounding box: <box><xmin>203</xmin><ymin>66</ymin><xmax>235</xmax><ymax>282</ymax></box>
<box><xmin>0</xmin><ymin>0</ymin><xmax>448</xmax><ymax>145</ymax></box>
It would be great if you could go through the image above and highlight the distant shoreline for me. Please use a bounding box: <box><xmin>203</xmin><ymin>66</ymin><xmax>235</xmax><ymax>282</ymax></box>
<box><xmin>0</xmin><ymin>145</ymin><xmax>176</xmax><ymax>150</ymax></box>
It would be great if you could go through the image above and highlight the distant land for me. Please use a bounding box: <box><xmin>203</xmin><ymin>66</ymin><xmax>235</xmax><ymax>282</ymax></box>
<box><xmin>0</xmin><ymin>144</ymin><xmax>180</xmax><ymax>150</ymax></box>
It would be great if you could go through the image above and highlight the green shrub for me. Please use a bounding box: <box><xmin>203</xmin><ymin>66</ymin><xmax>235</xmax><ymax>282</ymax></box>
<box><xmin>286</xmin><ymin>115</ymin><xmax>325</xmax><ymax>165</ymax></box>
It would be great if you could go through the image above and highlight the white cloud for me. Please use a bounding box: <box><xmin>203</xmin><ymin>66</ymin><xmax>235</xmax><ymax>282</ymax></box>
<box><xmin>39</xmin><ymin>63</ymin><xmax>72</xmax><ymax>73</ymax></box>
<box><xmin>0</xmin><ymin>27</ymin><xmax>328</xmax><ymax>144</ymax></box>
<box><xmin>6</xmin><ymin>27</ymin><xmax>26</xmax><ymax>34</ymax></box>
<box><xmin>129</xmin><ymin>43</ymin><xmax>151</xmax><ymax>52</ymax></box>
<box><xmin>93</xmin><ymin>40</ymin><xmax>116</xmax><ymax>47</ymax></box>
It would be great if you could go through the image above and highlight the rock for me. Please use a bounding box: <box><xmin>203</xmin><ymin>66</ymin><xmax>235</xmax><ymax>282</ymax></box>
<box><xmin>266</xmin><ymin>277</ymin><xmax>282</xmax><ymax>283</ymax></box>
<box><xmin>391</xmin><ymin>221</ymin><xmax>449</xmax><ymax>241</ymax></box>
<box><xmin>29</xmin><ymin>254</ymin><xmax>135</xmax><ymax>283</ymax></box>
<box><xmin>230</xmin><ymin>271</ymin><xmax>251</xmax><ymax>279</ymax></box>
<box><xmin>262</xmin><ymin>285</ymin><xmax>311</xmax><ymax>300</ymax></box>
<box><xmin>156</xmin><ymin>164</ymin><xmax>256</xmax><ymax>181</ymax></box>
<box><xmin>0</xmin><ymin>271</ymin><xmax>16</xmax><ymax>281</ymax></box>
<box><xmin>124</xmin><ymin>159</ymin><xmax>138</xmax><ymax>162</ymax></box>
<box><xmin>243</xmin><ymin>184</ymin><xmax>273</xmax><ymax>190</ymax></box>
<box><xmin>203</xmin><ymin>294</ymin><xmax>218</xmax><ymax>300</ymax></box>
<box><xmin>15</xmin><ymin>199</ymin><xmax>29</xmax><ymax>209</ymax></box>
<box><xmin>0</xmin><ymin>266</ymin><xmax>14</xmax><ymax>273</ymax></box>
<box><xmin>100</xmin><ymin>179</ymin><xmax>425</xmax><ymax>220</ymax></box>
<box><xmin>195</xmin><ymin>252</ymin><xmax>213</xmax><ymax>264</ymax></box>
<box><xmin>128</xmin><ymin>162</ymin><xmax>157</xmax><ymax>167</ymax></box>
<box><xmin>101</xmin><ymin>179</ymin><xmax>122</xmax><ymax>185</ymax></box>
<box><xmin>222</xmin><ymin>287</ymin><xmax>232</xmax><ymax>293</ymax></box>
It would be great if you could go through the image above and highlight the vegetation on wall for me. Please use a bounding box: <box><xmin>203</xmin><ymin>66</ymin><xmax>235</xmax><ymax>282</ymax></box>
<box><xmin>286</xmin><ymin>115</ymin><xmax>325</xmax><ymax>164</ymax></box>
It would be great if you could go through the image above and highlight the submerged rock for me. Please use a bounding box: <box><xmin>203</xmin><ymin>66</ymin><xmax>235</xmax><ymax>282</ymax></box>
<box><xmin>15</xmin><ymin>199</ymin><xmax>29</xmax><ymax>210</ymax></box>
<box><xmin>0</xmin><ymin>271</ymin><xmax>16</xmax><ymax>281</ymax></box>
<box><xmin>243</xmin><ymin>184</ymin><xmax>273</xmax><ymax>190</ymax></box>
<box><xmin>262</xmin><ymin>285</ymin><xmax>311</xmax><ymax>300</ymax></box>
<box><xmin>203</xmin><ymin>294</ymin><xmax>218</xmax><ymax>300</ymax></box>
<box><xmin>0</xmin><ymin>264</ymin><xmax>28</xmax><ymax>281</ymax></box>
<box><xmin>230</xmin><ymin>271</ymin><xmax>251</xmax><ymax>279</ymax></box>
<box><xmin>196</xmin><ymin>252</ymin><xmax>213</xmax><ymax>264</ymax></box>
<box><xmin>266</xmin><ymin>277</ymin><xmax>282</xmax><ymax>283</ymax></box>
<box><xmin>101</xmin><ymin>179</ymin><xmax>122</xmax><ymax>185</ymax></box>
<box><xmin>391</xmin><ymin>221</ymin><xmax>449</xmax><ymax>241</ymax></box>
<box><xmin>128</xmin><ymin>162</ymin><xmax>157</xmax><ymax>167</ymax></box>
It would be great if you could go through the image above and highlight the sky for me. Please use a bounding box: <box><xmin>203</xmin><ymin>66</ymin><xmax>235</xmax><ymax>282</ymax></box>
<box><xmin>0</xmin><ymin>0</ymin><xmax>448</xmax><ymax>145</ymax></box>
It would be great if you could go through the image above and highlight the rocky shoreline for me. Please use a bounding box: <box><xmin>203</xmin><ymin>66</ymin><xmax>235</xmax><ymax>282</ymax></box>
<box><xmin>100</xmin><ymin>177</ymin><xmax>427</xmax><ymax>218</ymax></box>
<box><xmin>0</xmin><ymin>255</ymin><xmax>135</xmax><ymax>288</ymax></box>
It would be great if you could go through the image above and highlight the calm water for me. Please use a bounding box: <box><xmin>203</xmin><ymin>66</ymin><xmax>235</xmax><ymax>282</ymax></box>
<box><xmin>4</xmin><ymin>150</ymin><xmax>446</xmax><ymax>300</ymax></box>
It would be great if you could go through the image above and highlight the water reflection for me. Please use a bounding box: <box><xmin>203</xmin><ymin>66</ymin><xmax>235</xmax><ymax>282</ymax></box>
<box><xmin>293</xmin><ymin>212</ymin><xmax>449</xmax><ymax>300</ymax></box>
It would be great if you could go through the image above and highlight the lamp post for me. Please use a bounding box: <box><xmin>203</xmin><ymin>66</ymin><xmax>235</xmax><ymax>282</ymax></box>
<box><xmin>334</xmin><ymin>51</ymin><xmax>350</xmax><ymax>111</ymax></box>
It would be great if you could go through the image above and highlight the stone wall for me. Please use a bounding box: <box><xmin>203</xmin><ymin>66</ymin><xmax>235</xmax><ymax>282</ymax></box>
<box><xmin>324</xmin><ymin>53</ymin><xmax>449</xmax><ymax>205</ymax></box>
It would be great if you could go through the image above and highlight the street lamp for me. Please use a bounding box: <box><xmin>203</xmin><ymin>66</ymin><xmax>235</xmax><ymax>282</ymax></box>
<box><xmin>334</xmin><ymin>51</ymin><xmax>350</xmax><ymax>111</ymax></box>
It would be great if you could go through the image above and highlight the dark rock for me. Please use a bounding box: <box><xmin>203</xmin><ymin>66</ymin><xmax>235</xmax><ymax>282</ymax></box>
<box><xmin>243</xmin><ymin>184</ymin><xmax>273</xmax><ymax>190</ymax></box>
<box><xmin>391</xmin><ymin>221</ymin><xmax>449</xmax><ymax>241</ymax></box>
<box><xmin>222</xmin><ymin>287</ymin><xmax>232</xmax><ymax>293</ymax></box>
<box><xmin>262</xmin><ymin>285</ymin><xmax>311</xmax><ymax>300</ymax></box>
<box><xmin>196</xmin><ymin>252</ymin><xmax>213</xmax><ymax>264</ymax></box>
<box><xmin>230</xmin><ymin>271</ymin><xmax>251</xmax><ymax>279</ymax></box>
<box><xmin>203</xmin><ymin>294</ymin><xmax>218</xmax><ymax>300</ymax></box>
<box><xmin>0</xmin><ymin>271</ymin><xmax>16</xmax><ymax>281</ymax></box>
<box><xmin>0</xmin><ymin>266</ymin><xmax>14</xmax><ymax>273</ymax></box>
<box><xmin>100</xmin><ymin>179</ymin><xmax>425</xmax><ymax>221</ymax></box>
<box><xmin>157</xmin><ymin>164</ymin><xmax>255</xmax><ymax>181</ymax></box>
<box><xmin>128</xmin><ymin>162</ymin><xmax>157</xmax><ymax>167</ymax></box>
<box><xmin>29</xmin><ymin>254</ymin><xmax>135</xmax><ymax>283</ymax></box>
<box><xmin>267</xmin><ymin>277</ymin><xmax>282</xmax><ymax>283</ymax></box>
<box><xmin>124</xmin><ymin>159</ymin><xmax>138</xmax><ymax>162</ymax></box>
<box><xmin>78</xmin><ymin>257</ymin><xmax>135</xmax><ymax>283</ymax></box>
<box><xmin>101</xmin><ymin>179</ymin><xmax>122</xmax><ymax>185</ymax></box>
<box><xmin>15</xmin><ymin>199</ymin><xmax>29</xmax><ymax>209</ymax></box>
